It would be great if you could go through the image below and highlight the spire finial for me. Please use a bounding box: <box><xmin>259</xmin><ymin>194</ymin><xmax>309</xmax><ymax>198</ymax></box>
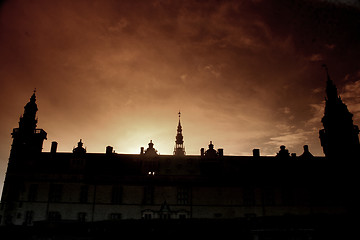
<box><xmin>322</xmin><ymin>64</ymin><xmax>328</xmax><ymax>74</ymax></box>
<box><xmin>178</xmin><ymin>111</ymin><xmax>182</xmax><ymax>126</ymax></box>
<box><xmin>322</xmin><ymin>64</ymin><xmax>331</xmax><ymax>82</ymax></box>
<box><xmin>78</xmin><ymin>139</ymin><xmax>83</xmax><ymax>147</ymax></box>
<box><xmin>30</xmin><ymin>88</ymin><xmax>37</xmax><ymax>102</ymax></box>
<box><xmin>322</xmin><ymin>64</ymin><xmax>338</xmax><ymax>100</ymax></box>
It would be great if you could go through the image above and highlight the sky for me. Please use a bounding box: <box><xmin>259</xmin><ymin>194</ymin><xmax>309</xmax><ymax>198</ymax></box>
<box><xmin>1</xmin><ymin>0</ymin><xmax>360</xmax><ymax>193</ymax></box>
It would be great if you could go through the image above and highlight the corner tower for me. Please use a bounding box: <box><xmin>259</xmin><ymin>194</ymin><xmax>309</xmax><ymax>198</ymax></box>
<box><xmin>174</xmin><ymin>111</ymin><xmax>185</xmax><ymax>156</ymax></box>
<box><xmin>9</xmin><ymin>90</ymin><xmax>47</xmax><ymax>166</ymax></box>
<box><xmin>319</xmin><ymin>66</ymin><xmax>360</xmax><ymax>160</ymax></box>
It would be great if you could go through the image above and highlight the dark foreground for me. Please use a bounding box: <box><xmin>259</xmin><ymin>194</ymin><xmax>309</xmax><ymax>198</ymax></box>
<box><xmin>0</xmin><ymin>214</ymin><xmax>356</xmax><ymax>240</ymax></box>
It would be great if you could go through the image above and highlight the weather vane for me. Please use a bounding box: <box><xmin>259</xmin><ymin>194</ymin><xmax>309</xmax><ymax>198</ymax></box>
<box><xmin>178</xmin><ymin>111</ymin><xmax>181</xmax><ymax>118</ymax></box>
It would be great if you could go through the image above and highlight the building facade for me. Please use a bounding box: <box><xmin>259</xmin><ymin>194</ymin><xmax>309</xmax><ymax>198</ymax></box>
<box><xmin>0</xmin><ymin>76</ymin><xmax>358</xmax><ymax>238</ymax></box>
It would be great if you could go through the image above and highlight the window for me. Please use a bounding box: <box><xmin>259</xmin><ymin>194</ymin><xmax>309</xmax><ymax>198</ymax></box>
<box><xmin>109</xmin><ymin>213</ymin><xmax>122</xmax><ymax>220</ymax></box>
<box><xmin>79</xmin><ymin>185</ymin><xmax>88</xmax><ymax>203</ymax></box>
<box><xmin>143</xmin><ymin>212</ymin><xmax>152</xmax><ymax>220</ymax></box>
<box><xmin>78</xmin><ymin>212</ymin><xmax>87</xmax><ymax>222</ymax></box>
<box><xmin>111</xmin><ymin>185</ymin><xmax>123</xmax><ymax>204</ymax></box>
<box><xmin>143</xmin><ymin>186</ymin><xmax>154</xmax><ymax>205</ymax></box>
<box><xmin>48</xmin><ymin>211</ymin><xmax>61</xmax><ymax>221</ymax></box>
<box><xmin>49</xmin><ymin>184</ymin><xmax>63</xmax><ymax>202</ymax></box>
<box><xmin>24</xmin><ymin>211</ymin><xmax>34</xmax><ymax>225</ymax></box>
<box><xmin>243</xmin><ymin>187</ymin><xmax>255</xmax><ymax>206</ymax></box>
<box><xmin>28</xmin><ymin>184</ymin><xmax>38</xmax><ymax>202</ymax></box>
<box><xmin>160</xmin><ymin>213</ymin><xmax>171</xmax><ymax>220</ymax></box>
<box><xmin>177</xmin><ymin>187</ymin><xmax>190</xmax><ymax>205</ymax></box>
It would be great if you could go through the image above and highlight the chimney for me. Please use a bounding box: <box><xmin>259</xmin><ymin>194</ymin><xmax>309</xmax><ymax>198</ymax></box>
<box><xmin>51</xmin><ymin>141</ymin><xmax>58</xmax><ymax>154</ymax></box>
<box><xmin>106</xmin><ymin>146</ymin><xmax>113</xmax><ymax>155</ymax></box>
<box><xmin>253</xmin><ymin>149</ymin><xmax>260</xmax><ymax>157</ymax></box>
<box><xmin>200</xmin><ymin>148</ymin><xmax>205</xmax><ymax>157</ymax></box>
<box><xmin>303</xmin><ymin>145</ymin><xmax>309</xmax><ymax>152</ymax></box>
<box><xmin>140</xmin><ymin>147</ymin><xmax>144</xmax><ymax>155</ymax></box>
<box><xmin>218</xmin><ymin>148</ymin><xmax>223</xmax><ymax>157</ymax></box>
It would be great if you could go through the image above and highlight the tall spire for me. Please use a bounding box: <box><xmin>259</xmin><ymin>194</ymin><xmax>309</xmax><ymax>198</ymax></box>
<box><xmin>174</xmin><ymin>111</ymin><xmax>185</xmax><ymax>156</ymax></box>
<box><xmin>177</xmin><ymin>111</ymin><xmax>182</xmax><ymax>133</ymax></box>
<box><xmin>322</xmin><ymin>64</ymin><xmax>338</xmax><ymax>101</ymax></box>
<box><xmin>319</xmin><ymin>66</ymin><xmax>360</xmax><ymax>159</ymax></box>
<box><xmin>19</xmin><ymin>90</ymin><xmax>39</xmax><ymax>133</ymax></box>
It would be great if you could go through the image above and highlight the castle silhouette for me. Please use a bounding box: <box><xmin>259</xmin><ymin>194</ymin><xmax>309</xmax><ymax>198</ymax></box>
<box><xmin>0</xmin><ymin>71</ymin><xmax>359</xmax><ymax>239</ymax></box>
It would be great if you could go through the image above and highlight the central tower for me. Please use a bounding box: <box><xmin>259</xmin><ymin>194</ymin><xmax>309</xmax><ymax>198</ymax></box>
<box><xmin>174</xmin><ymin>111</ymin><xmax>186</xmax><ymax>156</ymax></box>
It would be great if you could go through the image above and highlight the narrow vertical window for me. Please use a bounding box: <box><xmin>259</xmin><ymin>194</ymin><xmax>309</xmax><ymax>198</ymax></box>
<box><xmin>111</xmin><ymin>185</ymin><xmax>123</xmax><ymax>204</ymax></box>
<box><xmin>177</xmin><ymin>187</ymin><xmax>190</xmax><ymax>205</ymax></box>
<box><xmin>49</xmin><ymin>184</ymin><xmax>63</xmax><ymax>202</ymax></box>
<box><xmin>243</xmin><ymin>187</ymin><xmax>255</xmax><ymax>206</ymax></box>
<box><xmin>78</xmin><ymin>212</ymin><xmax>87</xmax><ymax>222</ymax></box>
<box><xmin>24</xmin><ymin>211</ymin><xmax>34</xmax><ymax>225</ymax></box>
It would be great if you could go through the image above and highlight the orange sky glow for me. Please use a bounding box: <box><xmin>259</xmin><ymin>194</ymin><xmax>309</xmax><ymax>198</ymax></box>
<box><xmin>1</xmin><ymin>0</ymin><xmax>360</xmax><ymax>194</ymax></box>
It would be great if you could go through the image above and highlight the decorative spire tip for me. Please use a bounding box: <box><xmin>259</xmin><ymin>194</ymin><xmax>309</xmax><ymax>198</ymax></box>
<box><xmin>322</xmin><ymin>64</ymin><xmax>331</xmax><ymax>81</ymax></box>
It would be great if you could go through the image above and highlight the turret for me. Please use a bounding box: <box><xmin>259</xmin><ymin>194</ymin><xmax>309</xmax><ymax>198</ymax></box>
<box><xmin>203</xmin><ymin>141</ymin><xmax>223</xmax><ymax>158</ymax></box>
<box><xmin>144</xmin><ymin>140</ymin><xmax>158</xmax><ymax>156</ymax></box>
<box><xmin>73</xmin><ymin>139</ymin><xmax>86</xmax><ymax>155</ymax></box>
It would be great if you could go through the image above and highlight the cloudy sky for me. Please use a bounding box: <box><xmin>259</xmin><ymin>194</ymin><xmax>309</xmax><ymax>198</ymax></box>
<box><xmin>1</xmin><ymin>0</ymin><xmax>360</xmax><ymax>190</ymax></box>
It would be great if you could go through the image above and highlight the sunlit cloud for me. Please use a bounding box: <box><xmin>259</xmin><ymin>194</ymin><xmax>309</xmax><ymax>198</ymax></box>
<box><xmin>306</xmin><ymin>103</ymin><xmax>325</xmax><ymax>126</ymax></box>
<box><xmin>308</xmin><ymin>54</ymin><xmax>324</xmax><ymax>62</ymax></box>
<box><xmin>267</xmin><ymin>129</ymin><xmax>313</xmax><ymax>150</ymax></box>
<box><xmin>341</xmin><ymin>79</ymin><xmax>360</xmax><ymax>121</ymax></box>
